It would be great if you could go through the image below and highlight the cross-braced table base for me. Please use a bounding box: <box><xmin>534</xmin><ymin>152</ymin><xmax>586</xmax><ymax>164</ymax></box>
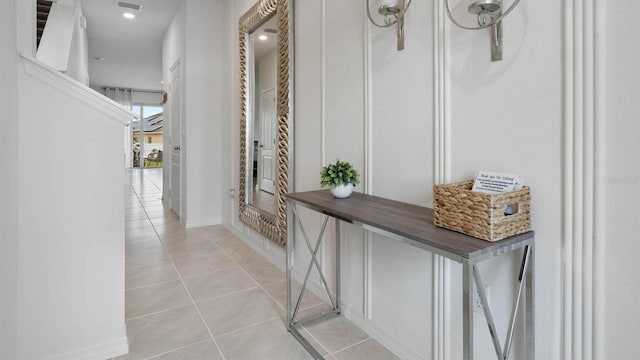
<box><xmin>285</xmin><ymin>191</ymin><xmax>534</xmax><ymax>360</ymax></box>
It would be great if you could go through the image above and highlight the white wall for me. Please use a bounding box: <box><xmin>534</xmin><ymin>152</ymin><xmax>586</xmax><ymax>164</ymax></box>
<box><xmin>220</xmin><ymin>1</ymin><xmax>640</xmax><ymax>359</ymax></box>
<box><xmin>603</xmin><ymin>0</ymin><xmax>640</xmax><ymax>358</ymax></box>
<box><xmin>16</xmin><ymin>60</ymin><xmax>129</xmax><ymax>359</ymax></box>
<box><xmin>162</xmin><ymin>0</ymin><xmax>224</xmax><ymax>228</ymax></box>
<box><xmin>0</xmin><ymin>0</ymin><xmax>19</xmax><ymax>358</ymax></box>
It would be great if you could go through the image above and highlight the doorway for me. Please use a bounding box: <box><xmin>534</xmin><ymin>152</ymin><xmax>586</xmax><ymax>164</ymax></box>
<box><xmin>131</xmin><ymin>105</ymin><xmax>164</xmax><ymax>169</ymax></box>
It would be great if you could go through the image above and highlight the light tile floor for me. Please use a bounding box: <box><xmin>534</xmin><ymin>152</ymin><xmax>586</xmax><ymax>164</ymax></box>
<box><xmin>119</xmin><ymin>169</ymin><xmax>400</xmax><ymax>360</ymax></box>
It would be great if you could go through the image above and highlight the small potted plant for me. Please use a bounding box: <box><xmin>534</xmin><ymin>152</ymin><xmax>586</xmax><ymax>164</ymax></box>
<box><xmin>320</xmin><ymin>159</ymin><xmax>360</xmax><ymax>198</ymax></box>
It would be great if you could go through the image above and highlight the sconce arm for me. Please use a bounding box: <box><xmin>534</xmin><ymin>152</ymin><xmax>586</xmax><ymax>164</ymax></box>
<box><xmin>445</xmin><ymin>0</ymin><xmax>522</xmax><ymax>30</ymax></box>
<box><xmin>366</xmin><ymin>0</ymin><xmax>414</xmax><ymax>28</ymax></box>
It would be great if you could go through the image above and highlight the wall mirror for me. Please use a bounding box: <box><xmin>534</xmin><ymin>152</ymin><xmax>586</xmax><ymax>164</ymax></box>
<box><xmin>239</xmin><ymin>0</ymin><xmax>293</xmax><ymax>246</ymax></box>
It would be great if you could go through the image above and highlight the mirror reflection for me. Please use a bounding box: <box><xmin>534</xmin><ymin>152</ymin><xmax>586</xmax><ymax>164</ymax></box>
<box><xmin>247</xmin><ymin>15</ymin><xmax>278</xmax><ymax>215</ymax></box>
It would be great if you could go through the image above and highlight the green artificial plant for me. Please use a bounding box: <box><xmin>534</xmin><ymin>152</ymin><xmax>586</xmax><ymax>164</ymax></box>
<box><xmin>320</xmin><ymin>159</ymin><xmax>360</xmax><ymax>188</ymax></box>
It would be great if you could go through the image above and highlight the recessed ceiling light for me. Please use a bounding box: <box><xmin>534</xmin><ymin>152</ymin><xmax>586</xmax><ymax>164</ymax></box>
<box><xmin>123</xmin><ymin>12</ymin><xmax>135</xmax><ymax>19</ymax></box>
<box><xmin>258</xmin><ymin>34</ymin><xmax>268</xmax><ymax>41</ymax></box>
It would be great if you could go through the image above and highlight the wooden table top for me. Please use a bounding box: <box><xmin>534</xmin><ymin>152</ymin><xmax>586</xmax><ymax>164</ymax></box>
<box><xmin>287</xmin><ymin>190</ymin><xmax>534</xmax><ymax>260</ymax></box>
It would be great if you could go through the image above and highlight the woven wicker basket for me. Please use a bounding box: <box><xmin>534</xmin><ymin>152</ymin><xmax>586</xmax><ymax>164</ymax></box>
<box><xmin>434</xmin><ymin>180</ymin><xmax>531</xmax><ymax>242</ymax></box>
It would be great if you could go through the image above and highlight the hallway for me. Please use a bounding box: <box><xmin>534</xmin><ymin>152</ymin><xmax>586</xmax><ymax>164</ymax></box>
<box><xmin>120</xmin><ymin>169</ymin><xmax>399</xmax><ymax>359</ymax></box>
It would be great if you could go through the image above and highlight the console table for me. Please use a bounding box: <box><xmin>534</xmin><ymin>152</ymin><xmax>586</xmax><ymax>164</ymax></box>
<box><xmin>286</xmin><ymin>190</ymin><xmax>534</xmax><ymax>360</ymax></box>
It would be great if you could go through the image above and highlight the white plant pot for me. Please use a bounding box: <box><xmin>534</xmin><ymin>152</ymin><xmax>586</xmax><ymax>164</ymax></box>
<box><xmin>330</xmin><ymin>184</ymin><xmax>354</xmax><ymax>199</ymax></box>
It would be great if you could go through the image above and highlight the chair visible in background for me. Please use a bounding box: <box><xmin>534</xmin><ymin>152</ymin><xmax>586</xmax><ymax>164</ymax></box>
<box><xmin>144</xmin><ymin>150</ymin><xmax>163</xmax><ymax>167</ymax></box>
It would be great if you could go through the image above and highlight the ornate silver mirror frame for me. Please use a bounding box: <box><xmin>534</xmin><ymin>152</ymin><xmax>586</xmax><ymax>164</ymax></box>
<box><xmin>239</xmin><ymin>0</ymin><xmax>293</xmax><ymax>246</ymax></box>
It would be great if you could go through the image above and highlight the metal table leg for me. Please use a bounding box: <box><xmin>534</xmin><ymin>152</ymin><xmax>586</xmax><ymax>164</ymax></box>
<box><xmin>464</xmin><ymin>244</ymin><xmax>533</xmax><ymax>360</ymax></box>
<box><xmin>463</xmin><ymin>260</ymin><xmax>474</xmax><ymax>360</ymax></box>
<box><xmin>286</xmin><ymin>202</ymin><xmax>342</xmax><ymax>360</ymax></box>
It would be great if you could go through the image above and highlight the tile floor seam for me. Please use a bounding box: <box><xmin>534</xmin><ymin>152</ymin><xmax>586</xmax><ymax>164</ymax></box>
<box><xmin>132</xmin><ymin>182</ymin><xmax>227</xmax><ymax>360</ymax></box>
<box><xmin>125</xmin><ymin>303</ymin><xmax>193</xmax><ymax>321</ymax></box>
<box><xmin>213</xmin><ymin>241</ymin><xmax>287</xmax><ymax>314</ymax></box>
<box><xmin>212</xmin><ymin>315</ymin><xmax>285</xmax><ymax>338</ymax></box>
<box><xmin>163</xmin><ymin>258</ymin><xmax>227</xmax><ymax>360</ymax></box>
<box><xmin>328</xmin><ymin>336</ymin><xmax>374</xmax><ymax>358</ymax></box>
<box><xmin>125</xmin><ymin>278</ymin><xmax>181</xmax><ymax>292</ymax></box>
<box><xmin>300</xmin><ymin>325</ymin><xmax>334</xmax><ymax>357</ymax></box>
<box><xmin>191</xmin><ymin>285</ymin><xmax>262</xmax><ymax>305</ymax></box>
<box><xmin>125</xmin><ymin>170</ymin><xmax>393</xmax><ymax>360</ymax></box>
<box><xmin>172</xmin><ymin>265</ymin><xmax>244</xmax><ymax>281</ymax></box>
<box><xmin>141</xmin><ymin>338</ymin><xmax>211</xmax><ymax>360</ymax></box>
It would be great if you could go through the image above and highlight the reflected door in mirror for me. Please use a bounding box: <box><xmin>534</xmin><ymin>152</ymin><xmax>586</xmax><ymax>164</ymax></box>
<box><xmin>259</xmin><ymin>88</ymin><xmax>276</xmax><ymax>194</ymax></box>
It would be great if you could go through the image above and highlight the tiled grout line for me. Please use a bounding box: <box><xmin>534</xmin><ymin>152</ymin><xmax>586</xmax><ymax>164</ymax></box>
<box><xmin>178</xmin><ymin>283</ymin><xmax>260</xmax><ymax>304</ymax></box>
<box><xmin>201</xmin><ymin>233</ymin><xmax>287</xmax><ymax>313</ymax></box>
<box><xmin>128</xmin><ymin>171</ymin><xmax>378</xmax><ymax>359</ymax></box>
<box><xmin>327</xmin><ymin>336</ymin><xmax>373</xmax><ymax>358</ymax></box>
<box><xmin>125</xmin><ymin>278</ymin><xmax>179</xmax><ymax>292</ymax></box>
<box><xmin>128</xmin><ymin>173</ymin><xmax>228</xmax><ymax>360</ymax></box>
<box><xmin>199</xmin><ymin>231</ymin><xmax>344</xmax><ymax>357</ymax></box>
<box><xmin>298</xmin><ymin>324</ymin><xmax>335</xmax><ymax>357</ymax></box>
<box><xmin>125</xmin><ymin>303</ymin><xmax>193</xmax><ymax>322</ymax></box>
<box><xmin>213</xmin><ymin>315</ymin><xmax>285</xmax><ymax>338</ymax></box>
<box><xmin>142</xmin><ymin>338</ymin><xmax>211</xmax><ymax>360</ymax></box>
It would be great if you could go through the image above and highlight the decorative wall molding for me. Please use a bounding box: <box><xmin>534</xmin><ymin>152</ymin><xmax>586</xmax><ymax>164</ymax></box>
<box><xmin>562</xmin><ymin>0</ymin><xmax>605</xmax><ymax>358</ymax></box>
<box><xmin>433</xmin><ymin>1</ymin><xmax>451</xmax><ymax>359</ymax></box>
<box><xmin>362</xmin><ymin>0</ymin><xmax>374</xmax><ymax>319</ymax></box>
<box><xmin>20</xmin><ymin>54</ymin><xmax>135</xmax><ymax>125</ymax></box>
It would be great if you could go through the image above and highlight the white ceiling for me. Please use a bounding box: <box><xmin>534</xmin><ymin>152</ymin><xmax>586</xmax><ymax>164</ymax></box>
<box><xmin>81</xmin><ymin>0</ymin><xmax>183</xmax><ymax>91</ymax></box>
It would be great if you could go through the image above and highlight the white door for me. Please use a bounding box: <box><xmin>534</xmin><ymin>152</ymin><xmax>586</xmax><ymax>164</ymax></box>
<box><xmin>259</xmin><ymin>89</ymin><xmax>276</xmax><ymax>194</ymax></box>
<box><xmin>169</xmin><ymin>63</ymin><xmax>182</xmax><ymax>216</ymax></box>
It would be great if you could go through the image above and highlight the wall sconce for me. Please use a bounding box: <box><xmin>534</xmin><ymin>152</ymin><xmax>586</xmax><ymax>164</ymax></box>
<box><xmin>445</xmin><ymin>0</ymin><xmax>523</xmax><ymax>61</ymax></box>
<box><xmin>366</xmin><ymin>0</ymin><xmax>414</xmax><ymax>51</ymax></box>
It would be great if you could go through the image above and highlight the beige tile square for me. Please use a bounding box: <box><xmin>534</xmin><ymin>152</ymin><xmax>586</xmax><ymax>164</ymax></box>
<box><xmin>126</xmin><ymin>280</ymin><xmax>192</xmax><ymax>319</ymax></box>
<box><xmin>125</xmin><ymin>212</ymin><xmax>151</xmax><ymax>222</ymax></box>
<box><xmin>125</xmin><ymin>243</ymin><xmax>170</xmax><ymax>268</ymax></box>
<box><xmin>214</xmin><ymin>234</ymin><xmax>249</xmax><ymax>250</ymax></box>
<box><xmin>125</xmin><ymin>235</ymin><xmax>162</xmax><ymax>248</ymax></box>
<box><xmin>125</xmin><ymin>237</ymin><xmax>163</xmax><ymax>250</ymax></box>
<box><xmin>217</xmin><ymin>241</ymin><xmax>265</xmax><ymax>265</ymax></box>
<box><xmin>215</xmin><ymin>318</ymin><xmax>314</xmax><ymax>360</ymax></box>
<box><xmin>240</xmin><ymin>260</ymin><xmax>285</xmax><ymax>285</ymax></box>
<box><xmin>146</xmin><ymin>209</ymin><xmax>176</xmax><ymax>220</ymax></box>
<box><xmin>149</xmin><ymin>340</ymin><xmax>223</xmax><ymax>360</ymax></box>
<box><xmin>333</xmin><ymin>339</ymin><xmax>400</xmax><ymax>360</ymax></box>
<box><xmin>198</xmin><ymin>225</ymin><xmax>231</xmax><ymax>239</ymax></box>
<box><xmin>154</xmin><ymin>223</ymin><xmax>187</xmax><ymax>237</ymax></box>
<box><xmin>303</xmin><ymin>316</ymin><xmax>370</xmax><ymax>354</ymax></box>
<box><xmin>198</xmin><ymin>288</ymin><xmax>283</xmax><ymax>336</ymax></box>
<box><xmin>118</xmin><ymin>305</ymin><xmax>209</xmax><ymax>359</ymax></box>
<box><xmin>263</xmin><ymin>280</ymin><xmax>326</xmax><ymax>312</ymax></box>
<box><xmin>126</xmin><ymin>219</ymin><xmax>153</xmax><ymax>230</ymax></box>
<box><xmin>126</xmin><ymin>262</ymin><xmax>179</xmax><ymax>290</ymax></box>
<box><xmin>163</xmin><ymin>237</ymin><xmax>218</xmax><ymax>258</ymax></box>
<box><xmin>150</xmin><ymin>216</ymin><xmax>181</xmax><ymax>227</ymax></box>
<box><xmin>126</xmin><ymin>227</ymin><xmax>158</xmax><ymax>240</ymax></box>
<box><xmin>183</xmin><ymin>267</ymin><xmax>257</xmax><ymax>301</ymax></box>
<box><xmin>171</xmin><ymin>251</ymin><xmax>236</xmax><ymax>278</ymax></box>
<box><xmin>160</xmin><ymin>228</ymin><xmax>209</xmax><ymax>244</ymax></box>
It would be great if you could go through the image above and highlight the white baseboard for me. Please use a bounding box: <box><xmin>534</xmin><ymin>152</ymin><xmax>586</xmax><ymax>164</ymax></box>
<box><xmin>185</xmin><ymin>217</ymin><xmax>222</xmax><ymax>229</ymax></box>
<box><xmin>48</xmin><ymin>337</ymin><xmax>129</xmax><ymax>360</ymax></box>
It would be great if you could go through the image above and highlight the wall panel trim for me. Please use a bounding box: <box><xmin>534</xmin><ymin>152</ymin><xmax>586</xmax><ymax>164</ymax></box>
<box><xmin>432</xmin><ymin>1</ymin><xmax>451</xmax><ymax>359</ymax></box>
<box><xmin>562</xmin><ymin>0</ymin><xmax>605</xmax><ymax>358</ymax></box>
